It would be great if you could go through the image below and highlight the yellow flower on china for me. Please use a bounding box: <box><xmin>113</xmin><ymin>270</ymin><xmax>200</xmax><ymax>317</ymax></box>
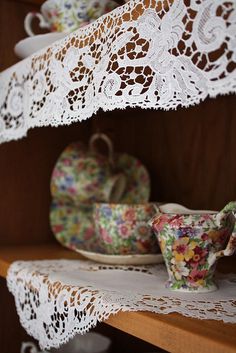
<box><xmin>172</xmin><ymin>237</ymin><xmax>197</xmax><ymax>262</ymax></box>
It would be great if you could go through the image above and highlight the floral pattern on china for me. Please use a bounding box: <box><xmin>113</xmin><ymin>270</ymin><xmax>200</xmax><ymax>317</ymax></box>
<box><xmin>94</xmin><ymin>202</ymin><xmax>159</xmax><ymax>255</ymax></box>
<box><xmin>24</xmin><ymin>0</ymin><xmax>119</xmax><ymax>36</ymax></box>
<box><xmin>50</xmin><ymin>133</ymin><xmax>151</xmax><ymax>255</ymax></box>
<box><xmin>149</xmin><ymin>202</ymin><xmax>236</xmax><ymax>292</ymax></box>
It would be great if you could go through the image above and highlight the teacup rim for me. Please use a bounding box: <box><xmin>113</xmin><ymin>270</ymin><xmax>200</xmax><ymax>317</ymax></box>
<box><xmin>157</xmin><ymin>210</ymin><xmax>218</xmax><ymax>215</ymax></box>
<box><xmin>94</xmin><ymin>202</ymin><xmax>159</xmax><ymax>207</ymax></box>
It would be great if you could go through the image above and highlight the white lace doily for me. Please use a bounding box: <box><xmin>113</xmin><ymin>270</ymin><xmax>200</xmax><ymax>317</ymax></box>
<box><xmin>0</xmin><ymin>0</ymin><xmax>236</xmax><ymax>143</ymax></box>
<box><xmin>6</xmin><ymin>259</ymin><xmax>236</xmax><ymax>350</ymax></box>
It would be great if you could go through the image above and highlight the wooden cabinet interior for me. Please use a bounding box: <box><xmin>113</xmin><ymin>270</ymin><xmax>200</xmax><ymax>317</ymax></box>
<box><xmin>0</xmin><ymin>0</ymin><xmax>236</xmax><ymax>352</ymax></box>
<box><xmin>0</xmin><ymin>274</ymin><xmax>162</xmax><ymax>353</ymax></box>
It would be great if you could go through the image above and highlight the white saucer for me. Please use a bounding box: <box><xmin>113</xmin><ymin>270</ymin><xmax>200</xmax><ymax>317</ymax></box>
<box><xmin>14</xmin><ymin>32</ymin><xmax>66</xmax><ymax>59</ymax></box>
<box><xmin>76</xmin><ymin>249</ymin><xmax>163</xmax><ymax>265</ymax></box>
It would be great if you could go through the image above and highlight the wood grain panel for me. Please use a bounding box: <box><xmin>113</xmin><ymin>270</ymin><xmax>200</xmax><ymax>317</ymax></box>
<box><xmin>0</xmin><ymin>0</ymin><xmax>93</xmax><ymax>246</ymax></box>
<box><xmin>0</xmin><ymin>2</ymin><xmax>93</xmax><ymax>352</ymax></box>
<box><xmin>0</xmin><ymin>0</ymin><xmax>40</xmax><ymax>71</ymax></box>
<box><xmin>92</xmin><ymin>94</ymin><xmax>236</xmax><ymax>211</ymax></box>
<box><xmin>0</xmin><ymin>123</ymin><xmax>92</xmax><ymax>246</ymax></box>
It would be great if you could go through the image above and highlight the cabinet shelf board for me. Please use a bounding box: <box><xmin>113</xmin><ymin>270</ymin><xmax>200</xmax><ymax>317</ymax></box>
<box><xmin>0</xmin><ymin>244</ymin><xmax>235</xmax><ymax>353</ymax></box>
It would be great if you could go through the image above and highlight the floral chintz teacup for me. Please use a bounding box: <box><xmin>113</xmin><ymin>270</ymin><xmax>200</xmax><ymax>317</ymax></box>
<box><xmin>149</xmin><ymin>202</ymin><xmax>236</xmax><ymax>292</ymax></box>
<box><xmin>51</xmin><ymin>143</ymin><xmax>126</xmax><ymax>205</ymax></box>
<box><xmin>24</xmin><ymin>0</ymin><xmax>118</xmax><ymax>36</ymax></box>
<box><xmin>51</xmin><ymin>134</ymin><xmax>126</xmax><ymax>205</ymax></box>
<box><xmin>94</xmin><ymin>203</ymin><xmax>160</xmax><ymax>255</ymax></box>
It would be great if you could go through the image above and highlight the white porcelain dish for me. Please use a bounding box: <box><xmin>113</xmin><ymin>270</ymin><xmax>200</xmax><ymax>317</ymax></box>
<box><xmin>76</xmin><ymin>249</ymin><xmax>163</xmax><ymax>265</ymax></box>
<box><xmin>14</xmin><ymin>32</ymin><xmax>66</xmax><ymax>59</ymax></box>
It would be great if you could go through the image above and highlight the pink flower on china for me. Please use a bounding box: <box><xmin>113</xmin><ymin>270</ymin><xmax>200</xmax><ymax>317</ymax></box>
<box><xmin>169</xmin><ymin>215</ymin><xmax>184</xmax><ymax>227</ymax></box>
<box><xmin>201</xmin><ymin>214</ymin><xmax>212</xmax><ymax>221</ymax></box>
<box><xmin>118</xmin><ymin>224</ymin><xmax>132</xmax><ymax>238</ymax></box>
<box><xmin>152</xmin><ymin>214</ymin><xmax>169</xmax><ymax>232</ymax></box>
<box><xmin>63</xmin><ymin>158</ymin><xmax>72</xmax><ymax>166</ymax></box>
<box><xmin>68</xmin><ymin>187</ymin><xmax>77</xmax><ymax>195</ymax></box>
<box><xmin>52</xmin><ymin>224</ymin><xmax>64</xmax><ymax>232</ymax></box>
<box><xmin>188</xmin><ymin>268</ymin><xmax>208</xmax><ymax>287</ymax></box>
<box><xmin>84</xmin><ymin>227</ymin><xmax>95</xmax><ymax>240</ymax></box>
<box><xmin>123</xmin><ymin>209</ymin><xmax>136</xmax><ymax>222</ymax></box>
<box><xmin>52</xmin><ymin>169</ymin><xmax>65</xmax><ymax>178</ymax></box>
<box><xmin>101</xmin><ymin>228</ymin><xmax>113</xmax><ymax>244</ymax></box>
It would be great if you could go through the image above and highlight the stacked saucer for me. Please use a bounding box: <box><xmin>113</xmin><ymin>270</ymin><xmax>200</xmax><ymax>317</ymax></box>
<box><xmin>50</xmin><ymin>133</ymin><xmax>162</xmax><ymax>264</ymax></box>
<box><xmin>15</xmin><ymin>0</ymin><xmax>119</xmax><ymax>59</ymax></box>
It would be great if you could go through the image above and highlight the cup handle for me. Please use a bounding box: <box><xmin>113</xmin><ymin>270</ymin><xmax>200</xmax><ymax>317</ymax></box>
<box><xmin>106</xmin><ymin>173</ymin><xmax>126</xmax><ymax>202</ymax></box>
<box><xmin>89</xmin><ymin>133</ymin><xmax>115</xmax><ymax>168</ymax></box>
<box><xmin>24</xmin><ymin>12</ymin><xmax>50</xmax><ymax>37</ymax></box>
<box><xmin>208</xmin><ymin>220</ymin><xmax>236</xmax><ymax>267</ymax></box>
<box><xmin>215</xmin><ymin>233</ymin><xmax>236</xmax><ymax>257</ymax></box>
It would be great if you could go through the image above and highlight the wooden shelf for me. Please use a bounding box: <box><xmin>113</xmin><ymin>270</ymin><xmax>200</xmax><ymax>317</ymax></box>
<box><xmin>0</xmin><ymin>244</ymin><xmax>235</xmax><ymax>353</ymax></box>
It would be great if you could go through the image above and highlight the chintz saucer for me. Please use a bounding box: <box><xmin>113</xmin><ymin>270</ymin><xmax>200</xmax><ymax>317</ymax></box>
<box><xmin>14</xmin><ymin>32</ymin><xmax>66</xmax><ymax>59</ymax></box>
<box><xmin>75</xmin><ymin>249</ymin><xmax>163</xmax><ymax>265</ymax></box>
<box><xmin>51</xmin><ymin>142</ymin><xmax>151</xmax><ymax>206</ymax></box>
<box><xmin>50</xmin><ymin>140</ymin><xmax>152</xmax><ymax>257</ymax></box>
<box><xmin>50</xmin><ymin>200</ymin><xmax>100</xmax><ymax>252</ymax></box>
<box><xmin>50</xmin><ymin>199</ymin><xmax>163</xmax><ymax>265</ymax></box>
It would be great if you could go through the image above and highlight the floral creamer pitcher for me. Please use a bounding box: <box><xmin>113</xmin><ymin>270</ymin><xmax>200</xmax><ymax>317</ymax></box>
<box><xmin>149</xmin><ymin>202</ymin><xmax>236</xmax><ymax>292</ymax></box>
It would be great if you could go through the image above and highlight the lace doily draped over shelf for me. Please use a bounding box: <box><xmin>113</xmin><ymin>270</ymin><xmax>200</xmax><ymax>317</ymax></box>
<box><xmin>7</xmin><ymin>259</ymin><xmax>236</xmax><ymax>350</ymax></box>
<box><xmin>0</xmin><ymin>0</ymin><xmax>236</xmax><ymax>143</ymax></box>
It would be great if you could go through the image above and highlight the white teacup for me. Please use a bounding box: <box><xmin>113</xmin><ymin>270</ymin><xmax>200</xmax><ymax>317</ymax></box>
<box><xmin>24</xmin><ymin>0</ymin><xmax>118</xmax><ymax>36</ymax></box>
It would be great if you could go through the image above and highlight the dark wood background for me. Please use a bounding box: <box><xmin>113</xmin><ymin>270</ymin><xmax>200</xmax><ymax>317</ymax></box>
<box><xmin>0</xmin><ymin>0</ymin><xmax>235</xmax><ymax>352</ymax></box>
